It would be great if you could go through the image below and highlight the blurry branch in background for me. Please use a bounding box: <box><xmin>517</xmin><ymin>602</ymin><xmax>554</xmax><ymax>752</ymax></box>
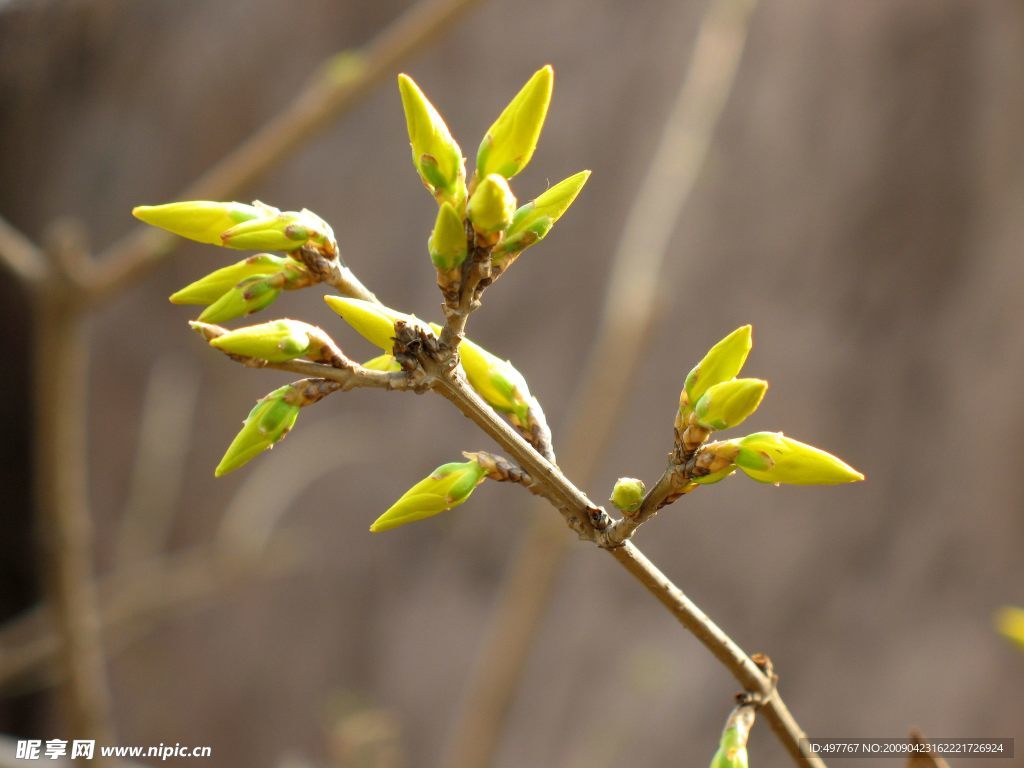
<box><xmin>444</xmin><ymin>0</ymin><xmax>760</xmax><ymax>765</ymax></box>
<box><xmin>0</xmin><ymin>415</ymin><xmax>380</xmax><ymax>693</ymax></box>
<box><xmin>0</xmin><ymin>0</ymin><xmax>480</xmax><ymax>755</ymax></box>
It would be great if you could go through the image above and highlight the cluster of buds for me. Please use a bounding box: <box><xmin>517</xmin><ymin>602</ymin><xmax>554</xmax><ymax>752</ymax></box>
<box><xmin>665</xmin><ymin>326</ymin><xmax>863</xmax><ymax>488</ymax></box>
<box><xmin>398</xmin><ymin>65</ymin><xmax>590</xmax><ymax>300</ymax></box>
<box><xmin>133</xmin><ymin>201</ymin><xmax>342</xmax><ymax>322</ymax></box>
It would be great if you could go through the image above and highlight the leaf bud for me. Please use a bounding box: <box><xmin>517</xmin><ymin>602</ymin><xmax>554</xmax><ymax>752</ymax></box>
<box><xmin>476</xmin><ymin>65</ymin><xmax>553</xmax><ymax>180</ymax></box>
<box><xmin>209</xmin><ymin>319</ymin><xmax>322</xmax><ymax>362</ymax></box>
<box><xmin>370</xmin><ymin>459</ymin><xmax>487</xmax><ymax>532</ymax></box>
<box><xmin>215</xmin><ymin>384</ymin><xmax>301</xmax><ymax>477</ymax></box>
<box><xmin>467</xmin><ymin>173</ymin><xmax>516</xmax><ymax>235</ymax></box>
<box><xmin>610</xmin><ymin>477</ymin><xmax>645</xmax><ymax>514</ymax></box>
<box><xmin>397</xmin><ymin>73</ymin><xmax>467</xmax><ymax>208</ymax></box>
<box><xmin>735</xmin><ymin>432</ymin><xmax>864</xmax><ymax>485</ymax></box>
<box><xmin>693</xmin><ymin>378</ymin><xmax>767</xmax><ymax>431</ymax></box>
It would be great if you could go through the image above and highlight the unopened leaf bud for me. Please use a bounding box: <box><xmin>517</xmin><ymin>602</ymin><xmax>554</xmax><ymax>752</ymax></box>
<box><xmin>397</xmin><ymin>74</ymin><xmax>466</xmax><ymax>208</ymax></box>
<box><xmin>467</xmin><ymin>173</ymin><xmax>516</xmax><ymax>235</ymax></box>
<box><xmin>429</xmin><ymin>201</ymin><xmax>468</xmax><ymax>271</ymax></box>
<box><xmin>132</xmin><ymin>200</ymin><xmax>263</xmax><ymax>245</ymax></box>
<box><xmin>495</xmin><ymin>170</ymin><xmax>590</xmax><ymax>263</ymax></box>
<box><xmin>323</xmin><ymin>296</ymin><xmax>432</xmax><ymax>352</ymax></box>
<box><xmin>370</xmin><ymin>459</ymin><xmax>487</xmax><ymax>532</ymax></box>
<box><xmin>683</xmin><ymin>326</ymin><xmax>753</xmax><ymax>408</ymax></box>
<box><xmin>735</xmin><ymin>432</ymin><xmax>864</xmax><ymax>485</ymax></box>
<box><xmin>221</xmin><ymin>207</ymin><xmax>335</xmax><ymax>253</ymax></box>
<box><xmin>169</xmin><ymin>254</ymin><xmax>289</xmax><ymax>305</ymax></box>
<box><xmin>693</xmin><ymin>378</ymin><xmax>767</xmax><ymax>431</ymax></box>
<box><xmin>476</xmin><ymin>65</ymin><xmax>553</xmax><ymax>180</ymax></box>
<box><xmin>709</xmin><ymin>706</ymin><xmax>754</xmax><ymax>768</ymax></box>
<box><xmin>215</xmin><ymin>384</ymin><xmax>301</xmax><ymax>476</ymax></box>
<box><xmin>457</xmin><ymin>336</ymin><xmax>533</xmax><ymax>427</ymax></box>
<box><xmin>610</xmin><ymin>478</ymin><xmax>645</xmax><ymax>514</ymax></box>
<box><xmin>198</xmin><ymin>275</ymin><xmax>281</xmax><ymax>323</ymax></box>
<box><xmin>209</xmin><ymin>319</ymin><xmax>322</xmax><ymax>362</ymax></box>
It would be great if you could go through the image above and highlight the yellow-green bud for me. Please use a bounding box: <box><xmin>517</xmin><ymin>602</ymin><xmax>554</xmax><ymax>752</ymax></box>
<box><xmin>693</xmin><ymin>378</ymin><xmax>767</xmax><ymax>431</ymax></box>
<box><xmin>476</xmin><ymin>65</ymin><xmax>553</xmax><ymax>180</ymax></box>
<box><xmin>397</xmin><ymin>73</ymin><xmax>466</xmax><ymax>208</ymax></box>
<box><xmin>457</xmin><ymin>336</ymin><xmax>533</xmax><ymax>426</ymax></box>
<box><xmin>495</xmin><ymin>170</ymin><xmax>590</xmax><ymax>261</ymax></box>
<box><xmin>169</xmin><ymin>254</ymin><xmax>289</xmax><ymax>305</ymax></box>
<box><xmin>735</xmin><ymin>432</ymin><xmax>864</xmax><ymax>485</ymax></box>
<box><xmin>683</xmin><ymin>326</ymin><xmax>753</xmax><ymax>408</ymax></box>
<box><xmin>370</xmin><ymin>459</ymin><xmax>487</xmax><ymax>532</ymax></box>
<box><xmin>215</xmin><ymin>384</ymin><xmax>301</xmax><ymax>477</ymax></box>
<box><xmin>323</xmin><ymin>296</ymin><xmax>432</xmax><ymax>351</ymax></box>
<box><xmin>428</xmin><ymin>201</ymin><xmax>468</xmax><ymax>271</ymax></box>
<box><xmin>709</xmin><ymin>726</ymin><xmax>750</xmax><ymax>768</ymax></box>
<box><xmin>996</xmin><ymin>606</ymin><xmax>1024</xmax><ymax>652</ymax></box>
<box><xmin>209</xmin><ymin>319</ymin><xmax>321</xmax><ymax>362</ymax></box>
<box><xmin>361</xmin><ymin>353</ymin><xmax>402</xmax><ymax>372</ymax></box>
<box><xmin>610</xmin><ymin>478</ymin><xmax>645</xmax><ymax>514</ymax></box>
<box><xmin>220</xmin><ymin>207</ymin><xmax>334</xmax><ymax>252</ymax></box>
<box><xmin>467</xmin><ymin>173</ymin><xmax>516</xmax><ymax>235</ymax></box>
<box><xmin>198</xmin><ymin>275</ymin><xmax>280</xmax><ymax>323</ymax></box>
<box><xmin>132</xmin><ymin>200</ymin><xmax>262</xmax><ymax>245</ymax></box>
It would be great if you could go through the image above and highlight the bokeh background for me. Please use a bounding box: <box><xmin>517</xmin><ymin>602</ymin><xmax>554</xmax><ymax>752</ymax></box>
<box><xmin>1</xmin><ymin>0</ymin><xmax>1023</xmax><ymax>766</ymax></box>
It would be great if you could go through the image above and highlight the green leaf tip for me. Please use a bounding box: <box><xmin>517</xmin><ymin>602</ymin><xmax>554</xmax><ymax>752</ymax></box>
<box><xmin>476</xmin><ymin>65</ymin><xmax>554</xmax><ymax>180</ymax></box>
<box><xmin>370</xmin><ymin>459</ymin><xmax>487</xmax><ymax>532</ymax></box>
<box><xmin>734</xmin><ymin>432</ymin><xmax>864</xmax><ymax>485</ymax></box>
<box><xmin>214</xmin><ymin>385</ymin><xmax>301</xmax><ymax>477</ymax></box>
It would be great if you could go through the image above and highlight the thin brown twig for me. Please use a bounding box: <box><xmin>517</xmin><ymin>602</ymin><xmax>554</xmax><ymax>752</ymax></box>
<box><xmin>444</xmin><ymin>0</ymin><xmax>762</xmax><ymax>763</ymax></box>
<box><xmin>84</xmin><ymin>0</ymin><xmax>481</xmax><ymax>302</ymax></box>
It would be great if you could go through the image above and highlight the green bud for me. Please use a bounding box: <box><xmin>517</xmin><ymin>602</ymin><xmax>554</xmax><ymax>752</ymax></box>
<box><xmin>495</xmin><ymin>170</ymin><xmax>590</xmax><ymax>260</ymax></box>
<box><xmin>476</xmin><ymin>65</ymin><xmax>553</xmax><ymax>180</ymax></box>
<box><xmin>610</xmin><ymin>478</ymin><xmax>645</xmax><ymax>514</ymax></box>
<box><xmin>198</xmin><ymin>275</ymin><xmax>281</xmax><ymax>323</ymax></box>
<box><xmin>457</xmin><ymin>336</ymin><xmax>534</xmax><ymax>426</ymax></box>
<box><xmin>215</xmin><ymin>384</ymin><xmax>300</xmax><ymax>476</ymax></box>
<box><xmin>709</xmin><ymin>737</ymin><xmax>748</xmax><ymax>768</ymax></box>
<box><xmin>996</xmin><ymin>606</ymin><xmax>1024</xmax><ymax>652</ymax></box>
<box><xmin>169</xmin><ymin>254</ymin><xmax>289</xmax><ymax>305</ymax></box>
<box><xmin>735</xmin><ymin>432</ymin><xmax>864</xmax><ymax>485</ymax></box>
<box><xmin>683</xmin><ymin>326</ymin><xmax>753</xmax><ymax>408</ymax></box>
<box><xmin>370</xmin><ymin>459</ymin><xmax>487</xmax><ymax>532</ymax></box>
<box><xmin>220</xmin><ymin>207</ymin><xmax>334</xmax><ymax>252</ymax></box>
<box><xmin>361</xmin><ymin>353</ymin><xmax>402</xmax><ymax>372</ymax></box>
<box><xmin>132</xmin><ymin>200</ymin><xmax>262</xmax><ymax>245</ymax></box>
<box><xmin>209</xmin><ymin>319</ymin><xmax>320</xmax><ymax>362</ymax></box>
<box><xmin>709</xmin><ymin>706</ymin><xmax>754</xmax><ymax>768</ymax></box>
<box><xmin>467</xmin><ymin>173</ymin><xmax>516</xmax><ymax>235</ymax></box>
<box><xmin>428</xmin><ymin>201</ymin><xmax>468</xmax><ymax>271</ymax></box>
<box><xmin>693</xmin><ymin>378</ymin><xmax>767</xmax><ymax>431</ymax></box>
<box><xmin>323</xmin><ymin>296</ymin><xmax>432</xmax><ymax>351</ymax></box>
<box><xmin>397</xmin><ymin>73</ymin><xmax>466</xmax><ymax>208</ymax></box>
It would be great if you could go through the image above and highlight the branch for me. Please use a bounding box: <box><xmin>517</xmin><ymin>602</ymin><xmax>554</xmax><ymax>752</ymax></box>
<box><xmin>0</xmin><ymin>212</ymin><xmax>48</xmax><ymax>286</ymax></box>
<box><xmin>446</xmin><ymin>0</ymin><xmax>763</xmax><ymax>762</ymax></box>
<box><xmin>415</xmin><ymin>357</ymin><xmax>825</xmax><ymax>766</ymax></box>
<box><xmin>83</xmin><ymin>0</ymin><xmax>481</xmax><ymax>301</ymax></box>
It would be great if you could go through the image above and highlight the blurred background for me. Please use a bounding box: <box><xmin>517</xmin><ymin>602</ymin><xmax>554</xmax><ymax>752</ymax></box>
<box><xmin>1</xmin><ymin>0</ymin><xmax>1022</xmax><ymax>766</ymax></box>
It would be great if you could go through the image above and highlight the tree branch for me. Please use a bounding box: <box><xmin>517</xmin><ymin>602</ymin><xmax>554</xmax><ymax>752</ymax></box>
<box><xmin>83</xmin><ymin>0</ymin><xmax>481</xmax><ymax>302</ymax></box>
<box><xmin>445</xmin><ymin>0</ymin><xmax>763</xmax><ymax>762</ymax></box>
<box><xmin>0</xmin><ymin>212</ymin><xmax>48</xmax><ymax>286</ymax></box>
